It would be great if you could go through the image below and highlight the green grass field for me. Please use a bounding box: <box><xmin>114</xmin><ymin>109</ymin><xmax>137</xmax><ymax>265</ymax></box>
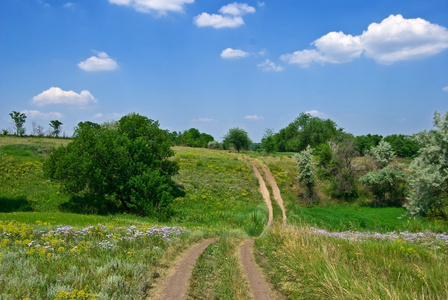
<box><xmin>1</xmin><ymin>136</ymin><xmax>447</xmax><ymax>299</ymax></box>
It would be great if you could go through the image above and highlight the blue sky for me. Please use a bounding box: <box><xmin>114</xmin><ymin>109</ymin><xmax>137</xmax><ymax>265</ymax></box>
<box><xmin>1</xmin><ymin>0</ymin><xmax>447</xmax><ymax>142</ymax></box>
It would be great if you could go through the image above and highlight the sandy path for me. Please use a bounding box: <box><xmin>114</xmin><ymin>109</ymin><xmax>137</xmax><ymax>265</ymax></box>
<box><xmin>154</xmin><ymin>238</ymin><xmax>217</xmax><ymax>300</ymax></box>
<box><xmin>260</xmin><ymin>164</ymin><xmax>287</xmax><ymax>226</ymax></box>
<box><xmin>252</xmin><ymin>164</ymin><xmax>273</xmax><ymax>227</ymax></box>
<box><xmin>240</xmin><ymin>239</ymin><xmax>280</xmax><ymax>300</ymax></box>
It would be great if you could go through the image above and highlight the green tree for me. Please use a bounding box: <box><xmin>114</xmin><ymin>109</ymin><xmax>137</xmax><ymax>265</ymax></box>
<box><xmin>49</xmin><ymin>120</ymin><xmax>63</xmax><ymax>137</ymax></box>
<box><xmin>384</xmin><ymin>134</ymin><xmax>420</xmax><ymax>158</ymax></box>
<box><xmin>9</xmin><ymin>111</ymin><xmax>27</xmax><ymax>136</ymax></box>
<box><xmin>262</xmin><ymin>128</ymin><xmax>277</xmax><ymax>154</ymax></box>
<box><xmin>328</xmin><ymin>137</ymin><xmax>359</xmax><ymax>200</ymax></box>
<box><xmin>223</xmin><ymin>127</ymin><xmax>252</xmax><ymax>153</ymax></box>
<box><xmin>369</xmin><ymin>140</ymin><xmax>395</xmax><ymax>168</ymax></box>
<box><xmin>296</xmin><ymin>146</ymin><xmax>316</xmax><ymax>204</ymax></box>
<box><xmin>406</xmin><ymin>111</ymin><xmax>448</xmax><ymax>218</ymax></box>
<box><xmin>355</xmin><ymin>134</ymin><xmax>383</xmax><ymax>155</ymax></box>
<box><xmin>274</xmin><ymin>112</ymin><xmax>340</xmax><ymax>152</ymax></box>
<box><xmin>44</xmin><ymin>113</ymin><xmax>181</xmax><ymax>218</ymax></box>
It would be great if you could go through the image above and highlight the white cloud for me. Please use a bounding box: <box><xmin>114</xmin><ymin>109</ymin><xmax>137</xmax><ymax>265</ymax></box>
<box><xmin>194</xmin><ymin>118</ymin><xmax>215</xmax><ymax>122</ymax></box>
<box><xmin>219</xmin><ymin>3</ymin><xmax>255</xmax><ymax>16</ymax></box>
<box><xmin>63</xmin><ymin>2</ymin><xmax>75</xmax><ymax>8</ymax></box>
<box><xmin>21</xmin><ymin>110</ymin><xmax>63</xmax><ymax>119</ymax></box>
<box><xmin>108</xmin><ymin>0</ymin><xmax>194</xmax><ymax>15</ymax></box>
<box><xmin>257</xmin><ymin>59</ymin><xmax>284</xmax><ymax>72</ymax></box>
<box><xmin>244</xmin><ymin>115</ymin><xmax>263</xmax><ymax>120</ymax></box>
<box><xmin>32</xmin><ymin>87</ymin><xmax>97</xmax><ymax>108</ymax></box>
<box><xmin>94</xmin><ymin>113</ymin><xmax>103</xmax><ymax>118</ymax></box>
<box><xmin>78</xmin><ymin>52</ymin><xmax>119</xmax><ymax>72</ymax></box>
<box><xmin>221</xmin><ymin>48</ymin><xmax>249</xmax><ymax>59</ymax></box>
<box><xmin>361</xmin><ymin>15</ymin><xmax>448</xmax><ymax>64</ymax></box>
<box><xmin>282</xmin><ymin>14</ymin><xmax>448</xmax><ymax>67</ymax></box>
<box><xmin>257</xmin><ymin>1</ymin><xmax>265</xmax><ymax>7</ymax></box>
<box><xmin>194</xmin><ymin>13</ymin><xmax>244</xmax><ymax>29</ymax></box>
<box><xmin>443</xmin><ymin>86</ymin><xmax>448</xmax><ymax>92</ymax></box>
<box><xmin>194</xmin><ymin>2</ymin><xmax>255</xmax><ymax>29</ymax></box>
<box><xmin>306</xmin><ymin>110</ymin><xmax>326</xmax><ymax>118</ymax></box>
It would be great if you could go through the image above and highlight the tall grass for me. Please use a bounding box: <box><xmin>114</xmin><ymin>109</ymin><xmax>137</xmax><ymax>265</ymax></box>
<box><xmin>255</xmin><ymin>225</ymin><xmax>448</xmax><ymax>300</ymax></box>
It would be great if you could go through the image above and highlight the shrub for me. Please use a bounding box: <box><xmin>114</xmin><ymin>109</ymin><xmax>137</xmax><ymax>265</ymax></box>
<box><xmin>406</xmin><ymin>111</ymin><xmax>448</xmax><ymax>218</ymax></box>
<box><xmin>44</xmin><ymin>113</ymin><xmax>182</xmax><ymax>218</ymax></box>
<box><xmin>295</xmin><ymin>146</ymin><xmax>317</xmax><ymax>204</ymax></box>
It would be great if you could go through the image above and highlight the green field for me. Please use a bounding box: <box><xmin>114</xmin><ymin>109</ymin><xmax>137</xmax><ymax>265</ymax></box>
<box><xmin>1</xmin><ymin>136</ymin><xmax>447</xmax><ymax>299</ymax></box>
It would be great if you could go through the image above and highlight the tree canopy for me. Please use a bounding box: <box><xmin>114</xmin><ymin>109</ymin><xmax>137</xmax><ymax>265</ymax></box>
<box><xmin>274</xmin><ymin>113</ymin><xmax>341</xmax><ymax>152</ymax></box>
<box><xmin>9</xmin><ymin>111</ymin><xmax>27</xmax><ymax>136</ymax></box>
<box><xmin>223</xmin><ymin>127</ymin><xmax>252</xmax><ymax>152</ymax></box>
<box><xmin>44</xmin><ymin>113</ymin><xmax>181</xmax><ymax>217</ymax></box>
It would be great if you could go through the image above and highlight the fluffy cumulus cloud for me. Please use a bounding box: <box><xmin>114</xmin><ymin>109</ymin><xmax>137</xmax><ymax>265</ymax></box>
<box><xmin>244</xmin><ymin>114</ymin><xmax>263</xmax><ymax>120</ymax></box>
<box><xmin>21</xmin><ymin>110</ymin><xmax>63</xmax><ymax>119</ymax></box>
<box><xmin>257</xmin><ymin>59</ymin><xmax>284</xmax><ymax>72</ymax></box>
<box><xmin>108</xmin><ymin>0</ymin><xmax>194</xmax><ymax>15</ymax></box>
<box><xmin>361</xmin><ymin>15</ymin><xmax>448</xmax><ymax>64</ymax></box>
<box><xmin>194</xmin><ymin>2</ymin><xmax>255</xmax><ymax>29</ymax></box>
<box><xmin>282</xmin><ymin>14</ymin><xmax>448</xmax><ymax>67</ymax></box>
<box><xmin>78</xmin><ymin>52</ymin><xmax>118</xmax><ymax>72</ymax></box>
<box><xmin>32</xmin><ymin>87</ymin><xmax>97</xmax><ymax>108</ymax></box>
<box><xmin>221</xmin><ymin>48</ymin><xmax>249</xmax><ymax>59</ymax></box>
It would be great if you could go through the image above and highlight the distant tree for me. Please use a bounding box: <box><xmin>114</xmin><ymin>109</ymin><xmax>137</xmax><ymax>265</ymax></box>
<box><xmin>44</xmin><ymin>113</ymin><xmax>181</xmax><ymax>218</ymax></box>
<box><xmin>384</xmin><ymin>134</ymin><xmax>420</xmax><ymax>158</ymax></box>
<box><xmin>355</xmin><ymin>134</ymin><xmax>383</xmax><ymax>155</ymax></box>
<box><xmin>406</xmin><ymin>111</ymin><xmax>448</xmax><ymax>218</ymax></box>
<box><xmin>9</xmin><ymin>111</ymin><xmax>27</xmax><ymax>136</ymax></box>
<box><xmin>1</xmin><ymin>129</ymin><xmax>9</xmax><ymax>136</ymax></box>
<box><xmin>49</xmin><ymin>120</ymin><xmax>63</xmax><ymax>137</ymax></box>
<box><xmin>274</xmin><ymin>113</ymin><xmax>341</xmax><ymax>152</ymax></box>
<box><xmin>179</xmin><ymin>128</ymin><xmax>214</xmax><ymax>148</ymax></box>
<box><xmin>32</xmin><ymin>121</ymin><xmax>45</xmax><ymax>136</ymax></box>
<box><xmin>262</xmin><ymin>128</ymin><xmax>277</xmax><ymax>154</ymax></box>
<box><xmin>207</xmin><ymin>141</ymin><xmax>222</xmax><ymax>150</ymax></box>
<box><xmin>223</xmin><ymin>127</ymin><xmax>252</xmax><ymax>152</ymax></box>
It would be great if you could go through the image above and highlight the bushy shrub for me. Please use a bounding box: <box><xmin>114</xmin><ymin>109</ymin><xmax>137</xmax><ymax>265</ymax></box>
<box><xmin>207</xmin><ymin>141</ymin><xmax>222</xmax><ymax>150</ymax></box>
<box><xmin>406</xmin><ymin>111</ymin><xmax>448</xmax><ymax>218</ymax></box>
<box><xmin>295</xmin><ymin>146</ymin><xmax>316</xmax><ymax>204</ymax></box>
<box><xmin>360</xmin><ymin>164</ymin><xmax>406</xmax><ymax>207</ymax></box>
<box><xmin>44</xmin><ymin>113</ymin><xmax>182</xmax><ymax>218</ymax></box>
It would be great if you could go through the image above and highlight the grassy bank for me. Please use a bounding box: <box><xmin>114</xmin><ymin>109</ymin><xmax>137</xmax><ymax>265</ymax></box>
<box><xmin>255</xmin><ymin>225</ymin><xmax>448</xmax><ymax>300</ymax></box>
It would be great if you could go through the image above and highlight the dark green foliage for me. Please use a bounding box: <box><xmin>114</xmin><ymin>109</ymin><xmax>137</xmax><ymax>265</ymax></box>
<box><xmin>355</xmin><ymin>134</ymin><xmax>383</xmax><ymax>155</ymax></box>
<box><xmin>384</xmin><ymin>134</ymin><xmax>420</xmax><ymax>158</ymax></box>
<box><xmin>49</xmin><ymin>120</ymin><xmax>63</xmax><ymax>137</ymax></box>
<box><xmin>222</xmin><ymin>127</ymin><xmax>252</xmax><ymax>152</ymax></box>
<box><xmin>9</xmin><ymin>111</ymin><xmax>27</xmax><ymax>136</ymax></box>
<box><xmin>44</xmin><ymin>113</ymin><xmax>181</xmax><ymax>218</ymax></box>
<box><xmin>274</xmin><ymin>112</ymin><xmax>341</xmax><ymax>152</ymax></box>
<box><xmin>171</xmin><ymin>128</ymin><xmax>214</xmax><ymax>148</ymax></box>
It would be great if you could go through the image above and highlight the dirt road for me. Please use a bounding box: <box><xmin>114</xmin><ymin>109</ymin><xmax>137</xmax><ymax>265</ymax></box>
<box><xmin>252</xmin><ymin>164</ymin><xmax>273</xmax><ymax>227</ymax></box>
<box><xmin>260</xmin><ymin>164</ymin><xmax>287</xmax><ymax>226</ymax></box>
<box><xmin>153</xmin><ymin>238</ymin><xmax>217</xmax><ymax>300</ymax></box>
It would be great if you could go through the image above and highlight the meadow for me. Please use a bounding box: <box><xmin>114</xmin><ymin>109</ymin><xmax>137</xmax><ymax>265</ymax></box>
<box><xmin>1</xmin><ymin>136</ymin><xmax>448</xmax><ymax>299</ymax></box>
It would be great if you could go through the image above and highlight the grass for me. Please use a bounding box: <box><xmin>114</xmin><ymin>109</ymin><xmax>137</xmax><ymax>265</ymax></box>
<box><xmin>187</xmin><ymin>233</ymin><xmax>251</xmax><ymax>300</ymax></box>
<box><xmin>0</xmin><ymin>219</ymin><xmax>205</xmax><ymax>299</ymax></box>
<box><xmin>255</xmin><ymin>224</ymin><xmax>448</xmax><ymax>300</ymax></box>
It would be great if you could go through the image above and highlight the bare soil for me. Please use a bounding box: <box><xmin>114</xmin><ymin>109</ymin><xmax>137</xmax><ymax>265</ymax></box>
<box><xmin>260</xmin><ymin>164</ymin><xmax>287</xmax><ymax>226</ymax></box>
<box><xmin>152</xmin><ymin>238</ymin><xmax>217</xmax><ymax>300</ymax></box>
<box><xmin>252</xmin><ymin>164</ymin><xmax>273</xmax><ymax>227</ymax></box>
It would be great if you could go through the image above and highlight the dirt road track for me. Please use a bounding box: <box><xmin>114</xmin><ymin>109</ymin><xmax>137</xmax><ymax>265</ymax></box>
<box><xmin>252</xmin><ymin>164</ymin><xmax>273</xmax><ymax>227</ymax></box>
<box><xmin>154</xmin><ymin>238</ymin><xmax>217</xmax><ymax>300</ymax></box>
<box><xmin>240</xmin><ymin>239</ymin><xmax>279</xmax><ymax>300</ymax></box>
<box><xmin>260</xmin><ymin>164</ymin><xmax>287</xmax><ymax>226</ymax></box>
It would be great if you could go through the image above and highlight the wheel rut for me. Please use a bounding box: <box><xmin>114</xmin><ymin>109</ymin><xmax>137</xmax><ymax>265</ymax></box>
<box><xmin>153</xmin><ymin>238</ymin><xmax>217</xmax><ymax>300</ymax></box>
